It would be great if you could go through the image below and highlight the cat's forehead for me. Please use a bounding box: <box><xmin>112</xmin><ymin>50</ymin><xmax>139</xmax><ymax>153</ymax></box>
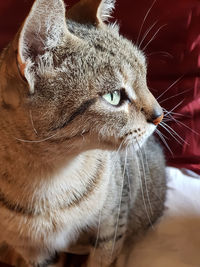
<box><xmin>66</xmin><ymin>21</ymin><xmax>146</xmax><ymax>69</ymax></box>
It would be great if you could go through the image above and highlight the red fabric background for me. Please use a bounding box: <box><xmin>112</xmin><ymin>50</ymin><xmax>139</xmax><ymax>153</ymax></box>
<box><xmin>0</xmin><ymin>0</ymin><xmax>200</xmax><ymax>174</ymax></box>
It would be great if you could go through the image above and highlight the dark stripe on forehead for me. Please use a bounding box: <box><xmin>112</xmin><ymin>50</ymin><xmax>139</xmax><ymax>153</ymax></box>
<box><xmin>53</xmin><ymin>98</ymin><xmax>96</xmax><ymax>131</ymax></box>
<box><xmin>94</xmin><ymin>43</ymin><xmax>135</xmax><ymax>69</ymax></box>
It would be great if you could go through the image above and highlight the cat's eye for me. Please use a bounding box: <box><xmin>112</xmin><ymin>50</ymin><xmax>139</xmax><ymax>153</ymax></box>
<box><xmin>102</xmin><ymin>90</ymin><xmax>121</xmax><ymax>106</ymax></box>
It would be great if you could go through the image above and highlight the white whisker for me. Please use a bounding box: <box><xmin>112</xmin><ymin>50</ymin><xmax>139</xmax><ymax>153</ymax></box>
<box><xmin>136</xmin><ymin>0</ymin><xmax>157</xmax><ymax>45</ymax></box>
<box><xmin>126</xmin><ymin>149</ymin><xmax>133</xmax><ymax>202</ymax></box>
<box><xmin>136</xmin><ymin>140</ymin><xmax>153</xmax><ymax>216</ymax></box>
<box><xmin>163</xmin><ymin>107</ymin><xmax>189</xmax><ymax>118</ymax></box>
<box><xmin>156</xmin><ymin>129</ymin><xmax>173</xmax><ymax>156</ymax></box>
<box><xmin>147</xmin><ymin>50</ymin><xmax>173</xmax><ymax>58</ymax></box>
<box><xmin>29</xmin><ymin>110</ymin><xmax>38</xmax><ymax>135</ymax></box>
<box><xmin>159</xmin><ymin>89</ymin><xmax>189</xmax><ymax>104</ymax></box>
<box><xmin>142</xmin><ymin>24</ymin><xmax>167</xmax><ymax>51</ymax></box>
<box><xmin>14</xmin><ymin>133</ymin><xmax>59</xmax><ymax>143</ymax></box>
<box><xmin>161</xmin><ymin>121</ymin><xmax>189</xmax><ymax>145</ymax></box>
<box><xmin>164</xmin><ymin>113</ymin><xmax>200</xmax><ymax>136</ymax></box>
<box><xmin>157</xmin><ymin>76</ymin><xmax>184</xmax><ymax>101</ymax></box>
<box><xmin>132</xmin><ymin>143</ymin><xmax>154</xmax><ymax>229</ymax></box>
<box><xmin>139</xmin><ymin>20</ymin><xmax>158</xmax><ymax>49</ymax></box>
<box><xmin>92</xmin><ymin>208</ymin><xmax>103</xmax><ymax>257</ymax></box>
<box><xmin>163</xmin><ymin>100</ymin><xmax>184</xmax><ymax>117</ymax></box>
<box><xmin>111</xmin><ymin>147</ymin><xmax>127</xmax><ymax>259</ymax></box>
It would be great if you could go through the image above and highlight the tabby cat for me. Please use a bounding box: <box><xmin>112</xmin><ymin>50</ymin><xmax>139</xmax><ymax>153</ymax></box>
<box><xmin>0</xmin><ymin>0</ymin><xmax>166</xmax><ymax>266</ymax></box>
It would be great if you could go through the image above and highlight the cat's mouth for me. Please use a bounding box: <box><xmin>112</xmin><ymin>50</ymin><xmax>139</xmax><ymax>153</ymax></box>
<box><xmin>120</xmin><ymin>126</ymin><xmax>156</xmax><ymax>149</ymax></box>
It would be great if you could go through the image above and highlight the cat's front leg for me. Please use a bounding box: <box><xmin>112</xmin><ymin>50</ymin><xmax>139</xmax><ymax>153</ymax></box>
<box><xmin>87</xmin><ymin>235</ymin><xmax>125</xmax><ymax>267</ymax></box>
<box><xmin>87</xmin><ymin>211</ymin><xmax>127</xmax><ymax>267</ymax></box>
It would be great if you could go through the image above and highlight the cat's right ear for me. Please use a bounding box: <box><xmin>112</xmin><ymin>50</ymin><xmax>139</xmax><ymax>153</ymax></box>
<box><xmin>17</xmin><ymin>0</ymin><xmax>71</xmax><ymax>93</ymax></box>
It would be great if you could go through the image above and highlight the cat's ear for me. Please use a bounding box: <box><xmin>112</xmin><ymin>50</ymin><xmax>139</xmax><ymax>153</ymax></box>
<box><xmin>17</xmin><ymin>0</ymin><xmax>68</xmax><ymax>91</ymax></box>
<box><xmin>67</xmin><ymin>0</ymin><xmax>116</xmax><ymax>26</ymax></box>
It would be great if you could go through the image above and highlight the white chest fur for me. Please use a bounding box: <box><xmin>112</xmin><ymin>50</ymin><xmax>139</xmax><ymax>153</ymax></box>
<box><xmin>0</xmin><ymin>151</ymin><xmax>112</xmax><ymax>252</ymax></box>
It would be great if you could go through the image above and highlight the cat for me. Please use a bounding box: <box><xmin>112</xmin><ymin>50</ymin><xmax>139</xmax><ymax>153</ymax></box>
<box><xmin>0</xmin><ymin>0</ymin><xmax>166</xmax><ymax>266</ymax></box>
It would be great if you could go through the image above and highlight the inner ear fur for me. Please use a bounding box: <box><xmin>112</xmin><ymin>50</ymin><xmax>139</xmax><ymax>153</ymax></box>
<box><xmin>67</xmin><ymin>0</ymin><xmax>116</xmax><ymax>26</ymax></box>
<box><xmin>0</xmin><ymin>37</ymin><xmax>25</xmax><ymax>108</ymax></box>
<box><xmin>16</xmin><ymin>0</ymin><xmax>73</xmax><ymax>92</ymax></box>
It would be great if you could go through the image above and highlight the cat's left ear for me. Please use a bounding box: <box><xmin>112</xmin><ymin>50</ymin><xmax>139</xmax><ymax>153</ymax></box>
<box><xmin>67</xmin><ymin>0</ymin><xmax>116</xmax><ymax>26</ymax></box>
<box><xmin>17</xmin><ymin>0</ymin><xmax>71</xmax><ymax>92</ymax></box>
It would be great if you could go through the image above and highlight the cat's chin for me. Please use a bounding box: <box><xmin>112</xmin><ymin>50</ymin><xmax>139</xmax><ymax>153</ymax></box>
<box><xmin>121</xmin><ymin>125</ymin><xmax>156</xmax><ymax>150</ymax></box>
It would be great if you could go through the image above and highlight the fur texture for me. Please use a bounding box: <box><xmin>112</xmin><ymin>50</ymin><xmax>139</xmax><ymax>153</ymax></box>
<box><xmin>0</xmin><ymin>0</ymin><xmax>166</xmax><ymax>266</ymax></box>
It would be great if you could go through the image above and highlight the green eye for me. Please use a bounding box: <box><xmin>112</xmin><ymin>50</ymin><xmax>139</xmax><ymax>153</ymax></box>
<box><xmin>102</xmin><ymin>90</ymin><xmax>121</xmax><ymax>106</ymax></box>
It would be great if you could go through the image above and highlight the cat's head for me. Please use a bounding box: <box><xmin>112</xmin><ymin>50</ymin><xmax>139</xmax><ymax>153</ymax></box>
<box><xmin>0</xmin><ymin>0</ymin><xmax>163</xmax><ymax>156</ymax></box>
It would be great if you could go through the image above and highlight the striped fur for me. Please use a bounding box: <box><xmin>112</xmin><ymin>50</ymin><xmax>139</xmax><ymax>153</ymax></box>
<box><xmin>0</xmin><ymin>0</ymin><xmax>166</xmax><ymax>266</ymax></box>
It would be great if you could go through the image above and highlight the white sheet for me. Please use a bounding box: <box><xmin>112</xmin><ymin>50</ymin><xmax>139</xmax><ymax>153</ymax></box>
<box><xmin>120</xmin><ymin>167</ymin><xmax>200</xmax><ymax>267</ymax></box>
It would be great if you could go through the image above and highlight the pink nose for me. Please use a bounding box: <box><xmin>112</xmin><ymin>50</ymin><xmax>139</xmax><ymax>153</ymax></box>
<box><xmin>153</xmin><ymin>113</ymin><xmax>164</xmax><ymax>125</ymax></box>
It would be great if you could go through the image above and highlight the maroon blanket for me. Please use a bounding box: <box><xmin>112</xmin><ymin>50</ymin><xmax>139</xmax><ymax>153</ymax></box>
<box><xmin>0</xmin><ymin>0</ymin><xmax>199</xmax><ymax>174</ymax></box>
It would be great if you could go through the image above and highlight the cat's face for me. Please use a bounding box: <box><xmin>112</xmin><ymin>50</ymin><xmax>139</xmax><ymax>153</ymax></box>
<box><xmin>0</xmin><ymin>0</ymin><xmax>163</xmax><ymax>155</ymax></box>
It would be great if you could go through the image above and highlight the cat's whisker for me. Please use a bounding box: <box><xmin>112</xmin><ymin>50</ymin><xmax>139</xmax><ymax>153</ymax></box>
<box><xmin>140</xmin><ymin>142</ymin><xmax>164</xmax><ymax>205</ymax></box>
<box><xmin>163</xmin><ymin>108</ymin><xmax>188</xmax><ymax>118</ymax></box>
<box><xmin>157</xmin><ymin>76</ymin><xmax>184</xmax><ymax>101</ymax></box>
<box><xmin>92</xmin><ymin>208</ymin><xmax>103</xmax><ymax>257</ymax></box>
<box><xmin>93</xmin><ymin>139</ymin><xmax>124</xmax><ymax>259</ymax></box>
<box><xmin>147</xmin><ymin>51</ymin><xmax>173</xmax><ymax>58</ymax></box>
<box><xmin>159</xmin><ymin>89</ymin><xmax>190</xmax><ymax>104</ymax></box>
<box><xmin>164</xmin><ymin>112</ymin><xmax>200</xmax><ymax>136</ymax></box>
<box><xmin>142</xmin><ymin>24</ymin><xmax>167</xmax><ymax>51</ymax></box>
<box><xmin>155</xmin><ymin>129</ymin><xmax>173</xmax><ymax>156</ymax></box>
<box><xmin>136</xmin><ymin>0</ymin><xmax>157</xmax><ymax>45</ymax></box>
<box><xmin>132</xmin><ymin>142</ymin><xmax>153</xmax><ymax>229</ymax></box>
<box><xmin>111</xmin><ymin>147</ymin><xmax>127</xmax><ymax>259</ymax></box>
<box><xmin>138</xmin><ymin>20</ymin><xmax>158</xmax><ymax>49</ymax></box>
<box><xmin>126</xmin><ymin>147</ymin><xmax>133</xmax><ymax>202</ymax></box>
<box><xmin>161</xmin><ymin>121</ymin><xmax>189</xmax><ymax>145</ymax></box>
<box><xmin>29</xmin><ymin>110</ymin><xmax>38</xmax><ymax>136</ymax></box>
<box><xmin>163</xmin><ymin>100</ymin><xmax>185</xmax><ymax>117</ymax></box>
<box><xmin>155</xmin><ymin>128</ymin><xmax>169</xmax><ymax>140</ymax></box>
<box><xmin>136</xmin><ymin>140</ymin><xmax>154</xmax><ymax>217</ymax></box>
<box><xmin>160</xmin><ymin>121</ymin><xmax>189</xmax><ymax>146</ymax></box>
<box><xmin>159</xmin><ymin>123</ymin><xmax>183</xmax><ymax>145</ymax></box>
<box><xmin>14</xmin><ymin>132</ymin><xmax>60</xmax><ymax>143</ymax></box>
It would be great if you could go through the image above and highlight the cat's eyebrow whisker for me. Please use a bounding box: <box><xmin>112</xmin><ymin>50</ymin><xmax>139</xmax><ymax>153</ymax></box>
<box><xmin>136</xmin><ymin>0</ymin><xmax>157</xmax><ymax>45</ymax></box>
<box><xmin>155</xmin><ymin>129</ymin><xmax>173</xmax><ymax>156</ymax></box>
<box><xmin>111</xmin><ymin>147</ymin><xmax>127</xmax><ymax>259</ymax></box>
<box><xmin>157</xmin><ymin>76</ymin><xmax>184</xmax><ymax>101</ymax></box>
<box><xmin>147</xmin><ymin>51</ymin><xmax>173</xmax><ymax>58</ymax></box>
<box><xmin>138</xmin><ymin>20</ymin><xmax>158</xmax><ymax>49</ymax></box>
<box><xmin>142</xmin><ymin>24</ymin><xmax>167</xmax><ymax>51</ymax></box>
<box><xmin>159</xmin><ymin>89</ymin><xmax>190</xmax><ymax>104</ymax></box>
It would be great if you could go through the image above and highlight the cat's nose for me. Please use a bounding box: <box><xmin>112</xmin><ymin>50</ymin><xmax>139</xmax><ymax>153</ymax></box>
<box><xmin>147</xmin><ymin>108</ymin><xmax>164</xmax><ymax>125</ymax></box>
